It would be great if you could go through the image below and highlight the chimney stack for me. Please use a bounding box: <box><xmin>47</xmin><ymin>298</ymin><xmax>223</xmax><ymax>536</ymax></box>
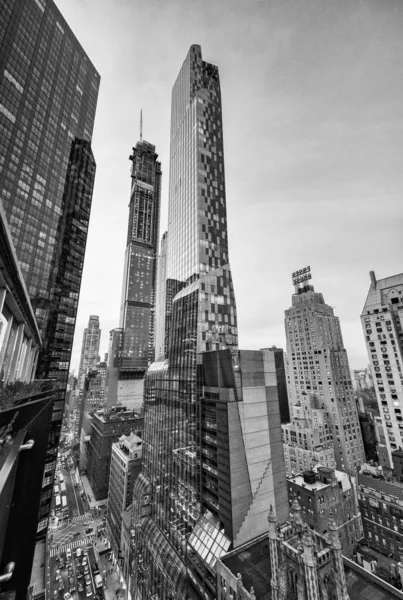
<box><xmin>370</xmin><ymin>271</ymin><xmax>376</xmax><ymax>286</ymax></box>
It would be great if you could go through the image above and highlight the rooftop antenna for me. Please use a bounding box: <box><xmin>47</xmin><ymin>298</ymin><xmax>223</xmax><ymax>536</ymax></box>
<box><xmin>140</xmin><ymin>109</ymin><xmax>143</xmax><ymax>142</ymax></box>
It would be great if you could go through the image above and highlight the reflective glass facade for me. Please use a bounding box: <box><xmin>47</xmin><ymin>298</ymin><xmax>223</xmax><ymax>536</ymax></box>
<box><xmin>0</xmin><ymin>0</ymin><xmax>99</xmax><ymax>537</ymax></box>
<box><xmin>154</xmin><ymin>230</ymin><xmax>168</xmax><ymax>360</ymax></box>
<box><xmin>131</xmin><ymin>45</ymin><xmax>238</xmax><ymax>600</ymax></box>
<box><xmin>119</xmin><ymin>141</ymin><xmax>161</xmax><ymax>369</ymax></box>
<box><xmin>0</xmin><ymin>0</ymin><xmax>99</xmax><ymax>314</ymax></box>
<box><xmin>35</xmin><ymin>138</ymin><xmax>96</xmax><ymax>532</ymax></box>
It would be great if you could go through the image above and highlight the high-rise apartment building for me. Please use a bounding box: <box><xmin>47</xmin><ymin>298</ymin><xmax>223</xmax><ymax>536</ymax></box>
<box><xmin>361</xmin><ymin>271</ymin><xmax>403</xmax><ymax>466</ymax></box>
<box><xmin>106</xmin><ymin>433</ymin><xmax>142</xmax><ymax>562</ymax></box>
<box><xmin>351</xmin><ymin>367</ymin><xmax>373</xmax><ymax>390</ymax></box>
<box><xmin>74</xmin><ymin>360</ymin><xmax>107</xmax><ymax>444</ymax></box>
<box><xmin>78</xmin><ymin>315</ymin><xmax>101</xmax><ymax>387</ymax></box>
<box><xmin>119</xmin><ymin>140</ymin><xmax>161</xmax><ymax>368</ymax></box>
<box><xmin>261</xmin><ymin>346</ymin><xmax>290</xmax><ymax>423</ymax></box>
<box><xmin>0</xmin><ymin>0</ymin><xmax>99</xmax><ymax>536</ymax></box>
<box><xmin>282</xmin><ymin>390</ymin><xmax>336</xmax><ymax>476</ymax></box>
<box><xmin>372</xmin><ymin>415</ymin><xmax>392</xmax><ymax>470</ymax></box>
<box><xmin>285</xmin><ymin>268</ymin><xmax>365</xmax><ymax>475</ymax></box>
<box><xmin>130</xmin><ymin>45</ymin><xmax>288</xmax><ymax>600</ymax></box>
<box><xmin>154</xmin><ymin>230</ymin><xmax>168</xmax><ymax>360</ymax></box>
<box><xmin>106</xmin><ymin>140</ymin><xmax>161</xmax><ymax>410</ymax></box>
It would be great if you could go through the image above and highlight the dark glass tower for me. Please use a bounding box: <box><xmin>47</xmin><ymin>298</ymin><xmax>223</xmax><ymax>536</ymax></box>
<box><xmin>0</xmin><ymin>0</ymin><xmax>99</xmax><ymax>537</ymax></box>
<box><xmin>131</xmin><ymin>45</ymin><xmax>239</xmax><ymax>600</ymax></box>
<box><xmin>119</xmin><ymin>140</ymin><xmax>161</xmax><ymax>369</ymax></box>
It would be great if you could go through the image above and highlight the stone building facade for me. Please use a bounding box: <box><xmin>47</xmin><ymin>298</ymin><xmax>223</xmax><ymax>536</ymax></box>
<box><xmin>357</xmin><ymin>464</ymin><xmax>403</xmax><ymax>562</ymax></box>
<box><xmin>268</xmin><ymin>501</ymin><xmax>350</xmax><ymax>600</ymax></box>
<box><xmin>282</xmin><ymin>390</ymin><xmax>336</xmax><ymax>476</ymax></box>
<box><xmin>86</xmin><ymin>407</ymin><xmax>143</xmax><ymax>500</ymax></box>
<box><xmin>287</xmin><ymin>466</ymin><xmax>362</xmax><ymax>558</ymax></box>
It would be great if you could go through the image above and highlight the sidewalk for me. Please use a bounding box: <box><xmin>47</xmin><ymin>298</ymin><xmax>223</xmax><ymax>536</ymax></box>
<box><xmin>80</xmin><ymin>472</ymin><xmax>108</xmax><ymax>509</ymax></box>
<box><xmin>93</xmin><ymin>535</ymin><xmax>124</xmax><ymax>600</ymax></box>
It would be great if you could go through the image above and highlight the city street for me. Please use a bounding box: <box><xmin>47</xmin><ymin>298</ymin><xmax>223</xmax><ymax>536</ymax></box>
<box><xmin>48</xmin><ymin>539</ymin><xmax>103</xmax><ymax>600</ymax></box>
<box><xmin>64</xmin><ymin>466</ymin><xmax>86</xmax><ymax>517</ymax></box>
<box><xmin>47</xmin><ymin>429</ymin><xmax>112</xmax><ymax>599</ymax></box>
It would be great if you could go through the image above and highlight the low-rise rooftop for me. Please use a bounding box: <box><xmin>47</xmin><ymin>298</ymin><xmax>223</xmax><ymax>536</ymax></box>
<box><xmin>288</xmin><ymin>465</ymin><xmax>351</xmax><ymax>493</ymax></box>
<box><xmin>93</xmin><ymin>406</ymin><xmax>142</xmax><ymax>423</ymax></box>
<box><xmin>358</xmin><ymin>469</ymin><xmax>403</xmax><ymax>499</ymax></box>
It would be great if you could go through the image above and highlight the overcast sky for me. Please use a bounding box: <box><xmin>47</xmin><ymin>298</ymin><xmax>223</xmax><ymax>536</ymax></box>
<box><xmin>55</xmin><ymin>0</ymin><xmax>403</xmax><ymax>374</ymax></box>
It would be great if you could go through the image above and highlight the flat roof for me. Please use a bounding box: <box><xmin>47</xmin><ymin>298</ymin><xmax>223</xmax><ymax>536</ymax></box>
<box><xmin>222</xmin><ymin>536</ymin><xmax>271</xmax><ymax>600</ymax></box>
<box><xmin>289</xmin><ymin>474</ymin><xmax>329</xmax><ymax>491</ymax></box>
<box><xmin>93</xmin><ymin>409</ymin><xmax>142</xmax><ymax>423</ymax></box>
<box><xmin>288</xmin><ymin>466</ymin><xmax>350</xmax><ymax>492</ymax></box>
<box><xmin>344</xmin><ymin>564</ymin><xmax>401</xmax><ymax>600</ymax></box>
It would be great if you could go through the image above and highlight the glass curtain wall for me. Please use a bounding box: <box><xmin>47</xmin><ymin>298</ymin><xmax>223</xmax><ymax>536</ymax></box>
<box><xmin>131</xmin><ymin>45</ymin><xmax>238</xmax><ymax>600</ymax></box>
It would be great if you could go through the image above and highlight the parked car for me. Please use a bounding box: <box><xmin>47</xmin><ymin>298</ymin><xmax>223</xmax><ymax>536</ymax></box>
<box><xmin>82</xmin><ymin>555</ymin><xmax>88</xmax><ymax>566</ymax></box>
<box><xmin>78</xmin><ymin>580</ymin><xmax>84</xmax><ymax>592</ymax></box>
<box><xmin>85</xmin><ymin>574</ymin><xmax>91</xmax><ymax>586</ymax></box>
<box><xmin>68</xmin><ymin>578</ymin><xmax>76</xmax><ymax>593</ymax></box>
<box><xmin>85</xmin><ymin>585</ymin><xmax>92</xmax><ymax>597</ymax></box>
<box><xmin>64</xmin><ymin>593</ymin><xmax>72</xmax><ymax>600</ymax></box>
<box><xmin>58</xmin><ymin>580</ymin><xmax>65</xmax><ymax>592</ymax></box>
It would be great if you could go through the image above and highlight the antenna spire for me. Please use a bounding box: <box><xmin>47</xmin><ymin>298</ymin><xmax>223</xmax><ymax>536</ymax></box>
<box><xmin>140</xmin><ymin>109</ymin><xmax>143</xmax><ymax>142</ymax></box>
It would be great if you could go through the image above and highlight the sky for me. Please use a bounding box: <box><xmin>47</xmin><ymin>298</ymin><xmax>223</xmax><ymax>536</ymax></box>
<box><xmin>54</xmin><ymin>0</ymin><xmax>403</xmax><ymax>374</ymax></box>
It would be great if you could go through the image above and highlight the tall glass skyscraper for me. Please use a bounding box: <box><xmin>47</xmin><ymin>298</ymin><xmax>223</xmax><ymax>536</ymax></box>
<box><xmin>131</xmin><ymin>45</ymin><xmax>239</xmax><ymax>600</ymax></box>
<box><xmin>0</xmin><ymin>0</ymin><xmax>99</xmax><ymax>536</ymax></box>
<box><xmin>154</xmin><ymin>230</ymin><xmax>168</xmax><ymax>360</ymax></box>
<box><xmin>78</xmin><ymin>314</ymin><xmax>101</xmax><ymax>387</ymax></box>
<box><xmin>119</xmin><ymin>140</ymin><xmax>161</xmax><ymax>369</ymax></box>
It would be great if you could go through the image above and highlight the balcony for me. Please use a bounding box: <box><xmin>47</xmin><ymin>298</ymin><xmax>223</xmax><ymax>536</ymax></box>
<box><xmin>0</xmin><ymin>379</ymin><xmax>54</xmax><ymax>412</ymax></box>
